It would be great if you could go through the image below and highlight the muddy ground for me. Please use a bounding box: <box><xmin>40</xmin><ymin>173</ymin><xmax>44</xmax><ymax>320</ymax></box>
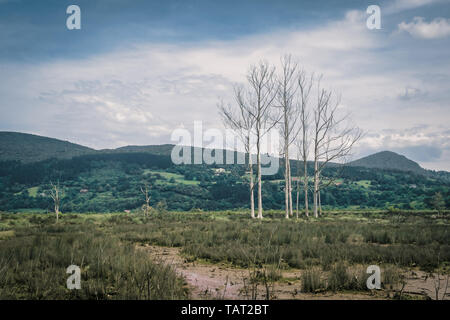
<box><xmin>139</xmin><ymin>244</ymin><xmax>449</xmax><ymax>300</ymax></box>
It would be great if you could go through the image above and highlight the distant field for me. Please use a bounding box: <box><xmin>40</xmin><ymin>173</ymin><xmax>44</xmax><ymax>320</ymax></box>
<box><xmin>355</xmin><ymin>180</ymin><xmax>371</xmax><ymax>188</ymax></box>
<box><xmin>143</xmin><ymin>169</ymin><xmax>200</xmax><ymax>185</ymax></box>
<box><xmin>27</xmin><ymin>186</ymin><xmax>39</xmax><ymax>197</ymax></box>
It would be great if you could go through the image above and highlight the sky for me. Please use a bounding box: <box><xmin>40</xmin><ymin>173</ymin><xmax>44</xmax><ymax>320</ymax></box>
<box><xmin>0</xmin><ymin>0</ymin><xmax>449</xmax><ymax>170</ymax></box>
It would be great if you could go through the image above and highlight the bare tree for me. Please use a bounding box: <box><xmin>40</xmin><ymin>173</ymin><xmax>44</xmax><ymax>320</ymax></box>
<box><xmin>276</xmin><ymin>55</ymin><xmax>301</xmax><ymax>219</ymax></box>
<box><xmin>311</xmin><ymin>78</ymin><xmax>362</xmax><ymax>218</ymax></box>
<box><xmin>218</xmin><ymin>86</ymin><xmax>256</xmax><ymax>219</ymax></box>
<box><xmin>294</xmin><ymin>70</ymin><xmax>314</xmax><ymax>218</ymax></box>
<box><xmin>431</xmin><ymin>254</ymin><xmax>450</xmax><ymax>300</ymax></box>
<box><xmin>140</xmin><ymin>183</ymin><xmax>151</xmax><ymax>217</ymax></box>
<box><xmin>294</xmin><ymin>148</ymin><xmax>304</xmax><ymax>219</ymax></box>
<box><xmin>245</xmin><ymin>61</ymin><xmax>278</xmax><ymax>219</ymax></box>
<box><xmin>49</xmin><ymin>181</ymin><xmax>62</xmax><ymax>223</ymax></box>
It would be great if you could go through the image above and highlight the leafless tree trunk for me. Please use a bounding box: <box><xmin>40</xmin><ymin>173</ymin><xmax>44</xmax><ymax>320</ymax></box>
<box><xmin>246</xmin><ymin>62</ymin><xmax>278</xmax><ymax>220</ymax></box>
<box><xmin>218</xmin><ymin>86</ymin><xmax>256</xmax><ymax>219</ymax></box>
<box><xmin>318</xmin><ymin>189</ymin><xmax>322</xmax><ymax>216</ymax></box>
<box><xmin>311</xmin><ymin>77</ymin><xmax>362</xmax><ymax>217</ymax></box>
<box><xmin>303</xmin><ymin>159</ymin><xmax>309</xmax><ymax>217</ymax></box>
<box><xmin>247</xmin><ymin>136</ymin><xmax>255</xmax><ymax>219</ymax></box>
<box><xmin>49</xmin><ymin>181</ymin><xmax>62</xmax><ymax>223</ymax></box>
<box><xmin>295</xmin><ymin>69</ymin><xmax>313</xmax><ymax>217</ymax></box>
<box><xmin>276</xmin><ymin>55</ymin><xmax>300</xmax><ymax>219</ymax></box>
<box><xmin>295</xmin><ymin>170</ymin><xmax>300</xmax><ymax>219</ymax></box>
<box><xmin>313</xmin><ymin>153</ymin><xmax>319</xmax><ymax>218</ymax></box>
<box><xmin>288</xmin><ymin>163</ymin><xmax>293</xmax><ymax>217</ymax></box>
<box><xmin>294</xmin><ymin>153</ymin><xmax>303</xmax><ymax>220</ymax></box>
<box><xmin>140</xmin><ymin>183</ymin><xmax>151</xmax><ymax>217</ymax></box>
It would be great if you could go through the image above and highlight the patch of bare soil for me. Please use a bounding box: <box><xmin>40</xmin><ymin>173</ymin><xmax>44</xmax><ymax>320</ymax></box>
<box><xmin>139</xmin><ymin>245</ymin><xmax>448</xmax><ymax>300</ymax></box>
<box><xmin>401</xmin><ymin>270</ymin><xmax>449</xmax><ymax>300</ymax></box>
<box><xmin>139</xmin><ymin>245</ymin><xmax>246</xmax><ymax>299</ymax></box>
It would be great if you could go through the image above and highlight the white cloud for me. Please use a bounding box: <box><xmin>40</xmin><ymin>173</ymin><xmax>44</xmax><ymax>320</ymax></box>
<box><xmin>356</xmin><ymin>125</ymin><xmax>450</xmax><ymax>170</ymax></box>
<box><xmin>1</xmin><ymin>9</ymin><xmax>449</xmax><ymax>170</ymax></box>
<box><xmin>361</xmin><ymin>126</ymin><xmax>449</xmax><ymax>149</ymax></box>
<box><xmin>397</xmin><ymin>86</ymin><xmax>428</xmax><ymax>100</ymax></box>
<box><xmin>384</xmin><ymin>0</ymin><xmax>443</xmax><ymax>14</ymax></box>
<box><xmin>398</xmin><ymin>17</ymin><xmax>450</xmax><ymax>39</ymax></box>
<box><xmin>1</xmin><ymin>10</ymin><xmax>380</xmax><ymax>146</ymax></box>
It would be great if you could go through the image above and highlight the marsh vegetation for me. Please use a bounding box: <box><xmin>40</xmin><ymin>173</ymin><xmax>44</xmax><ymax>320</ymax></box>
<box><xmin>0</xmin><ymin>209</ymin><xmax>448</xmax><ymax>299</ymax></box>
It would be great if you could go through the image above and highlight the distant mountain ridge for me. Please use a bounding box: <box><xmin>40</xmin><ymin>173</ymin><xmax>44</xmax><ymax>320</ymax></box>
<box><xmin>0</xmin><ymin>132</ymin><xmax>95</xmax><ymax>163</ymax></box>
<box><xmin>348</xmin><ymin>151</ymin><xmax>426</xmax><ymax>174</ymax></box>
<box><xmin>107</xmin><ymin>144</ymin><xmax>175</xmax><ymax>156</ymax></box>
<box><xmin>0</xmin><ymin>132</ymin><xmax>445</xmax><ymax>176</ymax></box>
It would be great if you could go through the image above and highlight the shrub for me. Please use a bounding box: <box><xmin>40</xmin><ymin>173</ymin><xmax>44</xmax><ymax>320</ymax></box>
<box><xmin>382</xmin><ymin>265</ymin><xmax>402</xmax><ymax>290</ymax></box>
<box><xmin>328</xmin><ymin>262</ymin><xmax>354</xmax><ymax>291</ymax></box>
<box><xmin>301</xmin><ymin>268</ymin><xmax>326</xmax><ymax>293</ymax></box>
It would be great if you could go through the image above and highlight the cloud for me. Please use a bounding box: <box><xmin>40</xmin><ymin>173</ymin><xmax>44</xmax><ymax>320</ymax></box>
<box><xmin>393</xmin><ymin>145</ymin><xmax>443</xmax><ymax>162</ymax></box>
<box><xmin>398</xmin><ymin>17</ymin><xmax>450</xmax><ymax>39</ymax></box>
<box><xmin>398</xmin><ymin>86</ymin><xmax>428</xmax><ymax>101</ymax></box>
<box><xmin>1</xmin><ymin>10</ymin><xmax>380</xmax><ymax>145</ymax></box>
<box><xmin>1</xmin><ymin>8</ymin><xmax>449</xmax><ymax>170</ymax></box>
<box><xmin>384</xmin><ymin>0</ymin><xmax>443</xmax><ymax>14</ymax></box>
<box><xmin>355</xmin><ymin>125</ymin><xmax>450</xmax><ymax>170</ymax></box>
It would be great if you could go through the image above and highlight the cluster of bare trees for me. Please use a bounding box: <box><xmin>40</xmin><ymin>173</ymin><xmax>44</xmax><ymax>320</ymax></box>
<box><xmin>219</xmin><ymin>62</ymin><xmax>277</xmax><ymax>219</ymax></box>
<box><xmin>219</xmin><ymin>55</ymin><xmax>362</xmax><ymax>219</ymax></box>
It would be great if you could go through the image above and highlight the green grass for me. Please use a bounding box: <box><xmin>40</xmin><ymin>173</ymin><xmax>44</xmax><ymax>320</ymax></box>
<box><xmin>355</xmin><ymin>180</ymin><xmax>371</xmax><ymax>188</ymax></box>
<box><xmin>143</xmin><ymin>170</ymin><xmax>200</xmax><ymax>185</ymax></box>
<box><xmin>27</xmin><ymin>187</ymin><xmax>39</xmax><ymax>197</ymax></box>
<box><xmin>0</xmin><ymin>230</ymin><xmax>14</xmax><ymax>240</ymax></box>
<box><xmin>0</xmin><ymin>209</ymin><xmax>448</xmax><ymax>298</ymax></box>
<box><xmin>104</xmin><ymin>210</ymin><xmax>450</xmax><ymax>271</ymax></box>
<box><xmin>0</xmin><ymin>215</ymin><xmax>188</xmax><ymax>300</ymax></box>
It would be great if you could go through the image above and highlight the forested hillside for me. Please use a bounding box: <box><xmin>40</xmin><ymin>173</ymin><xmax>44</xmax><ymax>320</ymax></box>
<box><xmin>1</xmin><ymin>132</ymin><xmax>449</xmax><ymax>213</ymax></box>
<box><xmin>0</xmin><ymin>132</ymin><xmax>94</xmax><ymax>163</ymax></box>
<box><xmin>0</xmin><ymin>151</ymin><xmax>448</xmax><ymax>213</ymax></box>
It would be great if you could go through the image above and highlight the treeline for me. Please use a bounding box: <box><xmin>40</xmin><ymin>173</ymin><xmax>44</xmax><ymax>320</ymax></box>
<box><xmin>0</xmin><ymin>152</ymin><xmax>448</xmax><ymax>213</ymax></box>
<box><xmin>0</xmin><ymin>152</ymin><xmax>171</xmax><ymax>185</ymax></box>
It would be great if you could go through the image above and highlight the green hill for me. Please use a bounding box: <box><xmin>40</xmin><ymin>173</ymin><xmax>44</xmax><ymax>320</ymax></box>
<box><xmin>108</xmin><ymin>144</ymin><xmax>248</xmax><ymax>163</ymax></box>
<box><xmin>349</xmin><ymin>151</ymin><xmax>426</xmax><ymax>174</ymax></box>
<box><xmin>106</xmin><ymin>144</ymin><xmax>175</xmax><ymax>156</ymax></box>
<box><xmin>0</xmin><ymin>132</ymin><xmax>439</xmax><ymax>178</ymax></box>
<box><xmin>0</xmin><ymin>132</ymin><xmax>448</xmax><ymax>212</ymax></box>
<box><xmin>0</xmin><ymin>132</ymin><xmax>95</xmax><ymax>163</ymax></box>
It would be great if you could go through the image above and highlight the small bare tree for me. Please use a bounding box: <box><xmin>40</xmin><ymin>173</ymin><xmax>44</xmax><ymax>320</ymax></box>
<box><xmin>140</xmin><ymin>183</ymin><xmax>151</xmax><ymax>217</ymax></box>
<box><xmin>219</xmin><ymin>86</ymin><xmax>257</xmax><ymax>219</ymax></box>
<box><xmin>49</xmin><ymin>181</ymin><xmax>62</xmax><ymax>223</ymax></box>
<box><xmin>311</xmin><ymin>78</ymin><xmax>362</xmax><ymax>218</ymax></box>
<box><xmin>432</xmin><ymin>254</ymin><xmax>450</xmax><ymax>300</ymax></box>
<box><xmin>294</xmin><ymin>69</ymin><xmax>314</xmax><ymax>218</ymax></box>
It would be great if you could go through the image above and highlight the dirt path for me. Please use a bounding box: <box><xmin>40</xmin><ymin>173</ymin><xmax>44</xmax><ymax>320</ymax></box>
<box><xmin>139</xmin><ymin>244</ymin><xmax>448</xmax><ymax>300</ymax></box>
<box><xmin>140</xmin><ymin>245</ymin><xmax>247</xmax><ymax>299</ymax></box>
